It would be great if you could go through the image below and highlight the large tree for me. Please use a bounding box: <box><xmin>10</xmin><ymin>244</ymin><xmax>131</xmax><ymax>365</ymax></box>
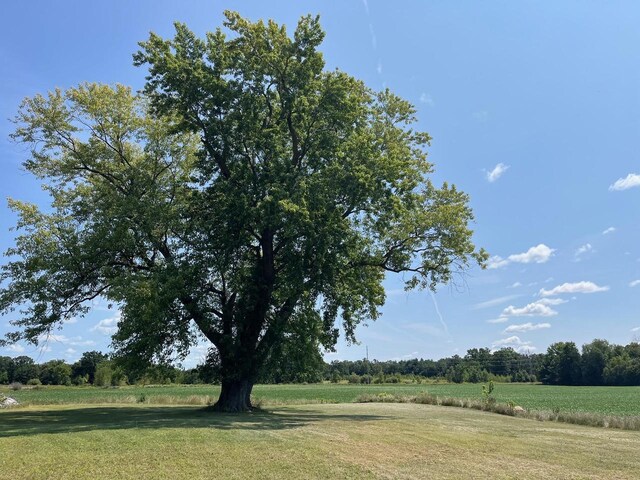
<box><xmin>0</xmin><ymin>12</ymin><xmax>486</xmax><ymax>411</ymax></box>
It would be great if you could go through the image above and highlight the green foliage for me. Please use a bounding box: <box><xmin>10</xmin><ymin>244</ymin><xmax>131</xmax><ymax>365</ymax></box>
<box><xmin>481</xmin><ymin>380</ymin><xmax>495</xmax><ymax>406</ymax></box>
<box><xmin>1</xmin><ymin>12</ymin><xmax>485</xmax><ymax>410</ymax></box>
<box><xmin>10</xmin><ymin>356</ymin><xmax>39</xmax><ymax>384</ymax></box>
<box><xmin>94</xmin><ymin>362</ymin><xmax>113</xmax><ymax>387</ymax></box>
<box><xmin>72</xmin><ymin>351</ymin><xmax>108</xmax><ymax>384</ymax></box>
<box><xmin>39</xmin><ymin>359</ymin><xmax>72</xmax><ymax>386</ymax></box>
<box><xmin>540</xmin><ymin>342</ymin><xmax>582</xmax><ymax>385</ymax></box>
<box><xmin>27</xmin><ymin>378</ymin><xmax>42</xmax><ymax>386</ymax></box>
<box><xmin>73</xmin><ymin>374</ymin><xmax>89</xmax><ymax>386</ymax></box>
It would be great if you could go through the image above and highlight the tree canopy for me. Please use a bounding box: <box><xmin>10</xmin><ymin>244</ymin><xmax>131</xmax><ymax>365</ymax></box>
<box><xmin>1</xmin><ymin>12</ymin><xmax>486</xmax><ymax>411</ymax></box>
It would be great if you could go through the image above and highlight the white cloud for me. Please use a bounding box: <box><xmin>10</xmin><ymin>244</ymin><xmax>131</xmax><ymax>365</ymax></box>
<box><xmin>503</xmin><ymin>322</ymin><xmax>551</xmax><ymax>333</ymax></box>
<box><xmin>487</xmin><ymin>256</ymin><xmax>510</xmax><ymax>269</ymax></box>
<box><xmin>508</xmin><ymin>244</ymin><xmax>555</xmax><ymax>264</ymax></box>
<box><xmin>69</xmin><ymin>338</ymin><xmax>96</xmax><ymax>347</ymax></box>
<box><xmin>419</xmin><ymin>93</ymin><xmax>434</xmax><ymax>106</ymax></box>
<box><xmin>631</xmin><ymin>327</ymin><xmax>640</xmax><ymax>332</ymax></box>
<box><xmin>487</xmin><ymin>244</ymin><xmax>555</xmax><ymax>269</ymax></box>
<box><xmin>491</xmin><ymin>336</ymin><xmax>536</xmax><ymax>353</ymax></box>
<box><xmin>540</xmin><ymin>281</ymin><xmax>609</xmax><ymax>297</ymax></box>
<box><xmin>602</xmin><ymin>227</ymin><xmax>616</xmax><ymax>235</ymax></box>
<box><xmin>391</xmin><ymin>351</ymin><xmax>421</xmax><ymax>361</ymax></box>
<box><xmin>486</xmin><ymin>163</ymin><xmax>509</xmax><ymax>182</ymax></box>
<box><xmin>6</xmin><ymin>344</ymin><xmax>25</xmax><ymax>353</ymax></box>
<box><xmin>376</xmin><ymin>60</ymin><xmax>382</xmax><ymax>74</ymax></box>
<box><xmin>509</xmin><ymin>282</ymin><xmax>522</xmax><ymax>288</ymax></box>
<box><xmin>472</xmin><ymin>294</ymin><xmax>521</xmax><ymax>310</ymax></box>
<box><xmin>574</xmin><ymin>243</ymin><xmax>592</xmax><ymax>260</ymax></box>
<box><xmin>609</xmin><ymin>173</ymin><xmax>640</xmax><ymax>191</ymax></box>
<box><xmin>487</xmin><ymin>318</ymin><xmax>509</xmax><ymax>324</ymax></box>
<box><xmin>91</xmin><ymin>316</ymin><xmax>119</xmax><ymax>336</ymax></box>
<box><xmin>629</xmin><ymin>280</ymin><xmax>640</xmax><ymax>288</ymax></box>
<box><xmin>501</xmin><ymin>302</ymin><xmax>558</xmax><ymax>318</ymax></box>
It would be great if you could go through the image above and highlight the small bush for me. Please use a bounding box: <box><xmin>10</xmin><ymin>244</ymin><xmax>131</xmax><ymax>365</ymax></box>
<box><xmin>9</xmin><ymin>382</ymin><xmax>22</xmax><ymax>391</ymax></box>
<box><xmin>26</xmin><ymin>378</ymin><xmax>42</xmax><ymax>386</ymax></box>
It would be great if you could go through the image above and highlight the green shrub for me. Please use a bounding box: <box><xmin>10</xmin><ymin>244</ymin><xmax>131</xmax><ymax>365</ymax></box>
<box><xmin>27</xmin><ymin>378</ymin><xmax>42</xmax><ymax>386</ymax></box>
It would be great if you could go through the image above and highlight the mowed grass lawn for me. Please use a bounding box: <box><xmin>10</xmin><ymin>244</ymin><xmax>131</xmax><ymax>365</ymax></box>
<box><xmin>3</xmin><ymin>383</ymin><xmax>640</xmax><ymax>416</ymax></box>
<box><xmin>2</xmin><ymin>402</ymin><xmax>640</xmax><ymax>479</ymax></box>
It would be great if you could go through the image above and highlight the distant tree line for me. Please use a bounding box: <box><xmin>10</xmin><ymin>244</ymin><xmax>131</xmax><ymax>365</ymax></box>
<box><xmin>1</xmin><ymin>339</ymin><xmax>639</xmax><ymax>387</ymax></box>
<box><xmin>325</xmin><ymin>347</ymin><xmax>541</xmax><ymax>384</ymax></box>
<box><xmin>326</xmin><ymin>340</ymin><xmax>640</xmax><ymax>386</ymax></box>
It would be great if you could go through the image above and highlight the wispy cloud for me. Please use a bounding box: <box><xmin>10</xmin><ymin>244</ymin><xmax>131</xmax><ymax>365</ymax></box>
<box><xmin>472</xmin><ymin>294</ymin><xmax>522</xmax><ymax>310</ymax></box>
<box><xmin>540</xmin><ymin>281</ymin><xmax>609</xmax><ymax>297</ymax></box>
<box><xmin>5</xmin><ymin>344</ymin><xmax>25</xmax><ymax>353</ymax></box>
<box><xmin>486</xmin><ymin>163</ymin><xmax>509</xmax><ymax>182</ymax></box>
<box><xmin>602</xmin><ymin>227</ymin><xmax>616</xmax><ymax>235</ymax></box>
<box><xmin>430</xmin><ymin>290</ymin><xmax>449</xmax><ymax>336</ymax></box>
<box><xmin>503</xmin><ymin>322</ymin><xmax>551</xmax><ymax>333</ymax></box>
<box><xmin>419</xmin><ymin>93</ymin><xmax>434</xmax><ymax>106</ymax></box>
<box><xmin>630</xmin><ymin>280</ymin><xmax>640</xmax><ymax>288</ymax></box>
<box><xmin>491</xmin><ymin>336</ymin><xmax>536</xmax><ymax>353</ymax></box>
<box><xmin>487</xmin><ymin>244</ymin><xmax>555</xmax><ymax>269</ymax></box>
<box><xmin>508</xmin><ymin>282</ymin><xmax>522</xmax><ymax>288</ymax></box>
<box><xmin>609</xmin><ymin>173</ymin><xmax>640</xmax><ymax>191</ymax></box>
<box><xmin>487</xmin><ymin>318</ymin><xmax>509</xmax><ymax>324</ymax></box>
<box><xmin>574</xmin><ymin>243</ymin><xmax>592</xmax><ymax>260</ymax></box>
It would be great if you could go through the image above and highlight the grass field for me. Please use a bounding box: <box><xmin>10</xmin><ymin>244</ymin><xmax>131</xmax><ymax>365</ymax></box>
<box><xmin>3</xmin><ymin>383</ymin><xmax>640</xmax><ymax>416</ymax></box>
<box><xmin>2</xmin><ymin>402</ymin><xmax>640</xmax><ymax>479</ymax></box>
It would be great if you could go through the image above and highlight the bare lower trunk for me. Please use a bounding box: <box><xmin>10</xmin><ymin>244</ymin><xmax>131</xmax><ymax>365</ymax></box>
<box><xmin>212</xmin><ymin>379</ymin><xmax>254</xmax><ymax>412</ymax></box>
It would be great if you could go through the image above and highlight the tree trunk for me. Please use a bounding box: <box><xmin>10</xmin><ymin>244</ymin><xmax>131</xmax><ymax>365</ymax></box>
<box><xmin>212</xmin><ymin>379</ymin><xmax>254</xmax><ymax>412</ymax></box>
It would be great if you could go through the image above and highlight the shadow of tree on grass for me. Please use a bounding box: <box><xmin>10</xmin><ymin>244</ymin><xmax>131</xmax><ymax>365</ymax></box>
<box><xmin>0</xmin><ymin>406</ymin><xmax>390</xmax><ymax>438</ymax></box>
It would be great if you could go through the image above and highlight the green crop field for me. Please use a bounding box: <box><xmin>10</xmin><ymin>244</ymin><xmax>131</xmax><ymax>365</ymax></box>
<box><xmin>3</xmin><ymin>383</ymin><xmax>640</xmax><ymax>416</ymax></box>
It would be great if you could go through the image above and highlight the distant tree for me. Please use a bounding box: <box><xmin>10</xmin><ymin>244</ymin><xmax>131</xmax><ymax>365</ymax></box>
<box><xmin>94</xmin><ymin>361</ymin><xmax>113</xmax><ymax>387</ymax></box>
<box><xmin>603</xmin><ymin>354</ymin><xmax>640</xmax><ymax>386</ymax></box>
<box><xmin>491</xmin><ymin>348</ymin><xmax>519</xmax><ymax>376</ymax></box>
<box><xmin>10</xmin><ymin>356</ymin><xmax>38</xmax><ymax>384</ymax></box>
<box><xmin>0</xmin><ymin>12</ymin><xmax>485</xmax><ymax>411</ymax></box>
<box><xmin>446</xmin><ymin>363</ymin><xmax>465</xmax><ymax>383</ymax></box>
<box><xmin>464</xmin><ymin>347</ymin><xmax>491</xmax><ymax>371</ymax></box>
<box><xmin>581</xmin><ymin>339</ymin><xmax>612</xmax><ymax>385</ymax></box>
<box><xmin>39</xmin><ymin>359</ymin><xmax>72</xmax><ymax>385</ymax></box>
<box><xmin>539</xmin><ymin>342</ymin><xmax>581</xmax><ymax>385</ymax></box>
<box><xmin>0</xmin><ymin>356</ymin><xmax>11</xmax><ymax>384</ymax></box>
<box><xmin>72</xmin><ymin>351</ymin><xmax>109</xmax><ymax>384</ymax></box>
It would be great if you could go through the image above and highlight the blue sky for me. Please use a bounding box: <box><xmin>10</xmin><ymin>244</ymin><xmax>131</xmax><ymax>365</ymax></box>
<box><xmin>1</xmin><ymin>1</ymin><xmax>639</xmax><ymax>366</ymax></box>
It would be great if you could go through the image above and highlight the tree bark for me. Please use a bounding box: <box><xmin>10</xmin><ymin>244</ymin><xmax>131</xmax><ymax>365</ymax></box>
<box><xmin>212</xmin><ymin>379</ymin><xmax>254</xmax><ymax>412</ymax></box>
